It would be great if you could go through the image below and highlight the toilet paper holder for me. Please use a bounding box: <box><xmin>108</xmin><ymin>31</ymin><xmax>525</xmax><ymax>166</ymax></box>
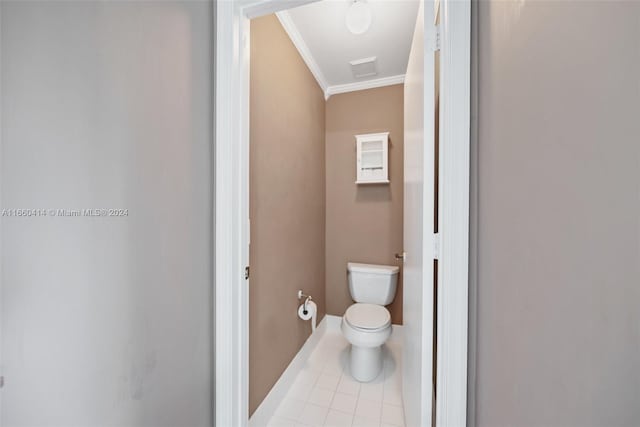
<box><xmin>297</xmin><ymin>290</ymin><xmax>313</xmax><ymax>315</ymax></box>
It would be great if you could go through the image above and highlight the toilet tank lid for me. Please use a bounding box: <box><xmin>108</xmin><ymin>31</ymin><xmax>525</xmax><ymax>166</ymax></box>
<box><xmin>347</xmin><ymin>262</ymin><xmax>399</xmax><ymax>275</ymax></box>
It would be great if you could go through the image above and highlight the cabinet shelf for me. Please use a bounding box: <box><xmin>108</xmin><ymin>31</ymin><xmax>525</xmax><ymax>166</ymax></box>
<box><xmin>356</xmin><ymin>179</ymin><xmax>390</xmax><ymax>184</ymax></box>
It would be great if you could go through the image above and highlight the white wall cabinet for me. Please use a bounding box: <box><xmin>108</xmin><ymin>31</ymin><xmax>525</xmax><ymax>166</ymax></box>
<box><xmin>355</xmin><ymin>132</ymin><xmax>390</xmax><ymax>184</ymax></box>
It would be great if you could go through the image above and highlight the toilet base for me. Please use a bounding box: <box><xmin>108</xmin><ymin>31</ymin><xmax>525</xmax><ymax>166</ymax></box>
<box><xmin>349</xmin><ymin>345</ymin><xmax>383</xmax><ymax>382</ymax></box>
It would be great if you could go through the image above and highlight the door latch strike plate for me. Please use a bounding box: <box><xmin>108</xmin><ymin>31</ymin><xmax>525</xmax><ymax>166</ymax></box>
<box><xmin>244</xmin><ymin>266</ymin><xmax>250</xmax><ymax>280</ymax></box>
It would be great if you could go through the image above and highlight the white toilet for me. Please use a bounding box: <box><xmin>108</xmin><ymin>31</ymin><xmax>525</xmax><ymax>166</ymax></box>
<box><xmin>341</xmin><ymin>262</ymin><xmax>399</xmax><ymax>382</ymax></box>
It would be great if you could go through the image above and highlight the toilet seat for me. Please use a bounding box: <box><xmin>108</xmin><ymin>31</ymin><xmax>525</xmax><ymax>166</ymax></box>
<box><xmin>344</xmin><ymin>303</ymin><xmax>391</xmax><ymax>332</ymax></box>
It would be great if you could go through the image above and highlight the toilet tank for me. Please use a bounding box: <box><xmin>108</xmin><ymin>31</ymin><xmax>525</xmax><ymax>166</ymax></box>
<box><xmin>347</xmin><ymin>262</ymin><xmax>399</xmax><ymax>305</ymax></box>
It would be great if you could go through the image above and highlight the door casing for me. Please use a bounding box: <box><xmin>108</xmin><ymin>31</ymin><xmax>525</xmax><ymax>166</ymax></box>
<box><xmin>214</xmin><ymin>1</ymin><xmax>470</xmax><ymax>425</ymax></box>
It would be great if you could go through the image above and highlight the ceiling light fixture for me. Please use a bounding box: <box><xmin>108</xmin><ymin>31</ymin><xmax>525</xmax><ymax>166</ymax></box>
<box><xmin>345</xmin><ymin>0</ymin><xmax>372</xmax><ymax>35</ymax></box>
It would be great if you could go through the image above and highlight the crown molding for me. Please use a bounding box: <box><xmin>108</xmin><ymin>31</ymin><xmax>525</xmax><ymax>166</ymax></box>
<box><xmin>275</xmin><ymin>12</ymin><xmax>405</xmax><ymax>100</ymax></box>
<box><xmin>325</xmin><ymin>74</ymin><xmax>406</xmax><ymax>98</ymax></box>
<box><xmin>275</xmin><ymin>10</ymin><xmax>329</xmax><ymax>95</ymax></box>
<box><xmin>245</xmin><ymin>0</ymin><xmax>319</xmax><ymax>19</ymax></box>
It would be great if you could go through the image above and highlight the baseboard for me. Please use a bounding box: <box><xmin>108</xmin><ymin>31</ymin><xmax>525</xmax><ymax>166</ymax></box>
<box><xmin>389</xmin><ymin>323</ymin><xmax>404</xmax><ymax>342</ymax></box>
<box><xmin>324</xmin><ymin>314</ymin><xmax>342</xmax><ymax>331</ymax></box>
<box><xmin>249</xmin><ymin>315</ymin><xmax>329</xmax><ymax>427</ymax></box>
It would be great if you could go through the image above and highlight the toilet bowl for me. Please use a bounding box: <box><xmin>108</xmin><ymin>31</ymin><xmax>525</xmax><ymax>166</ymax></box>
<box><xmin>342</xmin><ymin>263</ymin><xmax>399</xmax><ymax>382</ymax></box>
<box><xmin>341</xmin><ymin>303</ymin><xmax>392</xmax><ymax>382</ymax></box>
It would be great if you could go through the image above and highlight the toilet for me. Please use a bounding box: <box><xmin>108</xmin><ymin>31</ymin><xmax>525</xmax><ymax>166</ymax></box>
<box><xmin>341</xmin><ymin>262</ymin><xmax>399</xmax><ymax>382</ymax></box>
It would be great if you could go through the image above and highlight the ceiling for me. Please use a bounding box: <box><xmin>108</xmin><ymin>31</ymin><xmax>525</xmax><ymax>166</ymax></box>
<box><xmin>277</xmin><ymin>0</ymin><xmax>420</xmax><ymax>98</ymax></box>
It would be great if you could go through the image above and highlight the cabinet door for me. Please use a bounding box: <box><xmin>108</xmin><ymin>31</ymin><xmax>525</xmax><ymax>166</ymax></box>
<box><xmin>356</xmin><ymin>132</ymin><xmax>389</xmax><ymax>184</ymax></box>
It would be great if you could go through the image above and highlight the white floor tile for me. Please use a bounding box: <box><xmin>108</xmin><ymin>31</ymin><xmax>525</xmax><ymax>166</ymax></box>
<box><xmin>384</xmin><ymin>375</ymin><xmax>402</xmax><ymax>390</ymax></box>
<box><xmin>336</xmin><ymin>374</ymin><xmax>361</xmax><ymax>396</ymax></box>
<box><xmin>338</xmin><ymin>350</ymin><xmax>352</xmax><ymax>376</ymax></box>
<box><xmin>298</xmin><ymin>402</ymin><xmax>329</xmax><ymax>427</ymax></box>
<box><xmin>307</xmin><ymin>386</ymin><xmax>335</xmax><ymax>408</ymax></box>
<box><xmin>381</xmin><ymin>404</ymin><xmax>404</xmax><ymax>427</ymax></box>
<box><xmin>267</xmin><ymin>416</ymin><xmax>298</xmax><ymax>427</ymax></box>
<box><xmin>329</xmin><ymin>392</ymin><xmax>358</xmax><ymax>414</ymax></box>
<box><xmin>267</xmin><ymin>332</ymin><xmax>404</xmax><ymax>427</ymax></box>
<box><xmin>288</xmin><ymin>383</ymin><xmax>314</xmax><ymax>402</ymax></box>
<box><xmin>383</xmin><ymin>358</ymin><xmax>400</xmax><ymax>380</ymax></box>
<box><xmin>314</xmin><ymin>344</ymin><xmax>334</xmax><ymax>359</ymax></box>
<box><xmin>372</xmin><ymin>371</ymin><xmax>386</xmax><ymax>384</ymax></box>
<box><xmin>323</xmin><ymin>409</ymin><xmax>353</xmax><ymax>427</ymax></box>
<box><xmin>383</xmin><ymin>370</ymin><xmax>401</xmax><ymax>389</ymax></box>
<box><xmin>382</xmin><ymin>384</ymin><xmax>402</xmax><ymax>406</ymax></box>
<box><xmin>359</xmin><ymin>381</ymin><xmax>384</xmax><ymax>402</ymax></box>
<box><xmin>354</xmin><ymin>398</ymin><xmax>382</xmax><ymax>423</ymax></box>
<box><xmin>352</xmin><ymin>415</ymin><xmax>380</xmax><ymax>427</ymax></box>
<box><xmin>275</xmin><ymin>397</ymin><xmax>306</xmax><ymax>421</ymax></box>
<box><xmin>307</xmin><ymin>349</ymin><xmax>328</xmax><ymax>371</ymax></box>
<box><xmin>382</xmin><ymin>370</ymin><xmax>401</xmax><ymax>402</ymax></box>
<box><xmin>315</xmin><ymin>373</ymin><xmax>341</xmax><ymax>391</ymax></box>
<box><xmin>297</xmin><ymin>369</ymin><xmax>322</xmax><ymax>387</ymax></box>
<box><xmin>323</xmin><ymin>332</ymin><xmax>348</xmax><ymax>349</ymax></box>
<box><xmin>322</xmin><ymin>358</ymin><xmax>344</xmax><ymax>376</ymax></box>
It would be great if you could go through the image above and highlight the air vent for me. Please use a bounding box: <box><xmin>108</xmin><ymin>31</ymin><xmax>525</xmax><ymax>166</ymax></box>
<box><xmin>350</xmin><ymin>56</ymin><xmax>378</xmax><ymax>79</ymax></box>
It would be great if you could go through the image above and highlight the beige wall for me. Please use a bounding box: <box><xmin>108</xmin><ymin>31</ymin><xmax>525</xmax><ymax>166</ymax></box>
<box><xmin>470</xmin><ymin>1</ymin><xmax>640</xmax><ymax>426</ymax></box>
<box><xmin>249</xmin><ymin>15</ymin><xmax>326</xmax><ymax>415</ymax></box>
<box><xmin>325</xmin><ymin>85</ymin><xmax>404</xmax><ymax>324</ymax></box>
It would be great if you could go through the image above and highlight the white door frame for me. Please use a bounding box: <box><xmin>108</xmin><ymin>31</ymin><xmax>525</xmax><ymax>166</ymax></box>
<box><xmin>436</xmin><ymin>0</ymin><xmax>471</xmax><ymax>425</ymax></box>
<box><xmin>214</xmin><ymin>0</ymin><xmax>470</xmax><ymax>426</ymax></box>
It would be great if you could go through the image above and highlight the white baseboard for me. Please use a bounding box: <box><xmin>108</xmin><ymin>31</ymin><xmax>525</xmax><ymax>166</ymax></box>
<box><xmin>324</xmin><ymin>314</ymin><xmax>342</xmax><ymax>331</ymax></box>
<box><xmin>389</xmin><ymin>323</ymin><xmax>404</xmax><ymax>342</ymax></box>
<box><xmin>249</xmin><ymin>315</ymin><xmax>329</xmax><ymax>427</ymax></box>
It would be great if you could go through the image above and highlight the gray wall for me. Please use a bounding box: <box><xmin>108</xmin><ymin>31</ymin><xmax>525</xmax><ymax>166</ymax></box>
<box><xmin>1</xmin><ymin>2</ymin><xmax>213</xmax><ymax>425</ymax></box>
<box><xmin>470</xmin><ymin>1</ymin><xmax>640</xmax><ymax>426</ymax></box>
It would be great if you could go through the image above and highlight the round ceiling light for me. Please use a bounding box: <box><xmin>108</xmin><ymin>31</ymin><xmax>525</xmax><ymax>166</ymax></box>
<box><xmin>345</xmin><ymin>0</ymin><xmax>372</xmax><ymax>35</ymax></box>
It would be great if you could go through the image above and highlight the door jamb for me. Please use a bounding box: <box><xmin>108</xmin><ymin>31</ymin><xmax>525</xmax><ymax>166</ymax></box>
<box><xmin>214</xmin><ymin>1</ymin><xmax>471</xmax><ymax>425</ymax></box>
<box><xmin>436</xmin><ymin>0</ymin><xmax>471</xmax><ymax>425</ymax></box>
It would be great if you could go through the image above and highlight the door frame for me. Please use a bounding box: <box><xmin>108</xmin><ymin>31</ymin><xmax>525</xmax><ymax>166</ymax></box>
<box><xmin>435</xmin><ymin>0</ymin><xmax>471</xmax><ymax>425</ymax></box>
<box><xmin>214</xmin><ymin>0</ymin><xmax>470</xmax><ymax>425</ymax></box>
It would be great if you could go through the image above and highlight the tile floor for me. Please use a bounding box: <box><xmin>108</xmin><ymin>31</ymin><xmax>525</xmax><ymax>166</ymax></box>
<box><xmin>266</xmin><ymin>331</ymin><xmax>405</xmax><ymax>427</ymax></box>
